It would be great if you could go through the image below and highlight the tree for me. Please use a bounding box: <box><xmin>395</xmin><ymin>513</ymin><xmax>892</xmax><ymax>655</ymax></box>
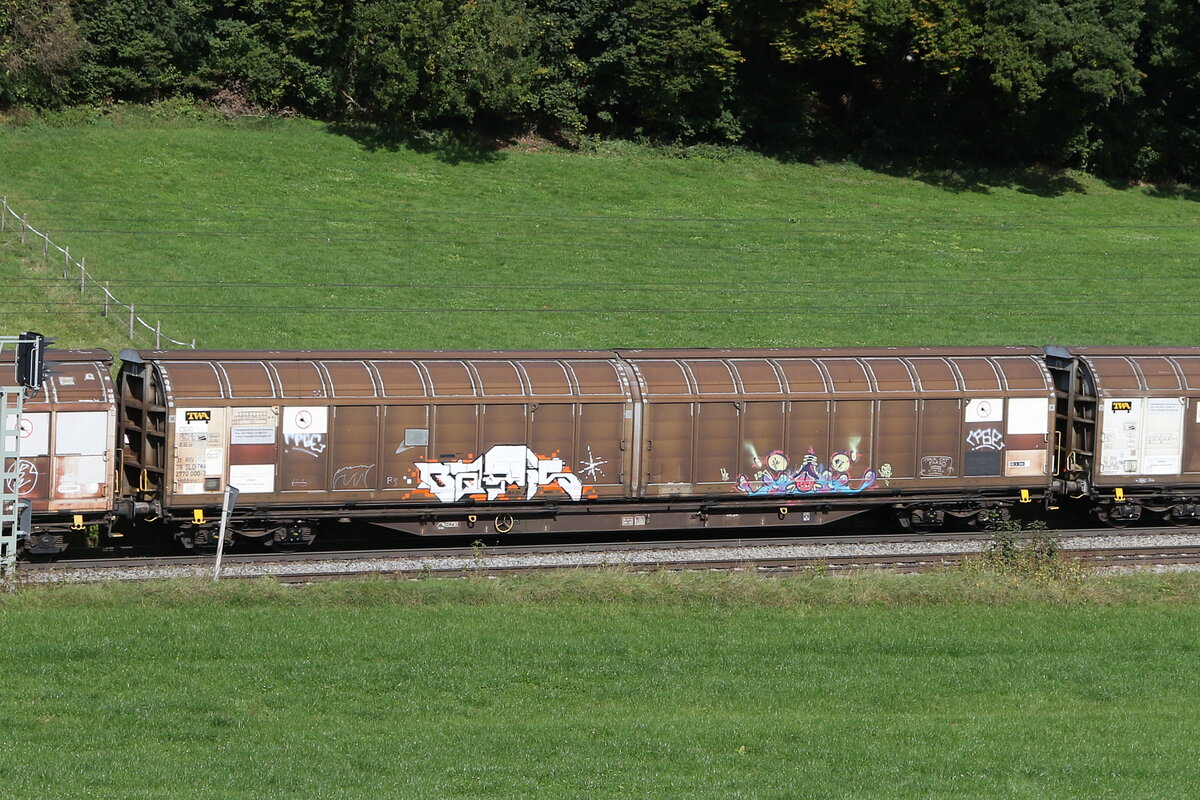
<box><xmin>0</xmin><ymin>0</ymin><xmax>84</xmax><ymax>106</ymax></box>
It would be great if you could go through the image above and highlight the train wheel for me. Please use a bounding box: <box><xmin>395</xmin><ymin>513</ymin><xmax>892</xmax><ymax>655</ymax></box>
<box><xmin>970</xmin><ymin>508</ymin><xmax>1011</xmax><ymax>531</ymax></box>
<box><xmin>176</xmin><ymin>527</ymin><xmax>223</xmax><ymax>552</ymax></box>
<box><xmin>1167</xmin><ymin>506</ymin><xmax>1198</xmax><ymax>528</ymax></box>
<box><xmin>266</xmin><ymin>525</ymin><xmax>315</xmax><ymax>551</ymax></box>
<box><xmin>900</xmin><ymin>508</ymin><xmax>944</xmax><ymax>534</ymax></box>
<box><xmin>1098</xmin><ymin>503</ymin><xmax>1140</xmax><ymax>528</ymax></box>
<box><xmin>23</xmin><ymin>532</ymin><xmax>68</xmax><ymax>558</ymax></box>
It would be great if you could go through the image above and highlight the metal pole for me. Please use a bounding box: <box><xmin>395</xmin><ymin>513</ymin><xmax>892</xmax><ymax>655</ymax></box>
<box><xmin>1</xmin><ymin>198</ymin><xmax>6</xmax><ymax>232</ymax></box>
<box><xmin>155</xmin><ymin>321</ymin><xmax>161</xmax><ymax>349</ymax></box>
<box><xmin>20</xmin><ymin>215</ymin><xmax>27</xmax><ymax>245</ymax></box>
<box><xmin>43</xmin><ymin>233</ymin><xmax>48</xmax><ymax>260</ymax></box>
<box><xmin>63</xmin><ymin>246</ymin><xmax>69</xmax><ymax>279</ymax></box>
<box><xmin>80</xmin><ymin>257</ymin><xmax>86</xmax><ymax>293</ymax></box>
<box><xmin>129</xmin><ymin>305</ymin><xmax>135</xmax><ymax>340</ymax></box>
<box><xmin>213</xmin><ymin>485</ymin><xmax>239</xmax><ymax>581</ymax></box>
<box><xmin>103</xmin><ymin>283</ymin><xmax>109</xmax><ymax>317</ymax></box>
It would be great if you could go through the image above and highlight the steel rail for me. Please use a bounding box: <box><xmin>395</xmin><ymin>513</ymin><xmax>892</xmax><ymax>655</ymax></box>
<box><xmin>18</xmin><ymin>538</ymin><xmax>1200</xmax><ymax>585</ymax></box>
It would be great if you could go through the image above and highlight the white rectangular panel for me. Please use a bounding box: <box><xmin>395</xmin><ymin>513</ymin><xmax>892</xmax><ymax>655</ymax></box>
<box><xmin>1099</xmin><ymin>398</ymin><xmax>1141</xmax><ymax>476</ymax></box>
<box><xmin>1006</xmin><ymin>398</ymin><xmax>1050</xmax><ymax>435</ymax></box>
<box><xmin>965</xmin><ymin>399</ymin><xmax>1003</xmax><ymax>423</ymax></box>
<box><xmin>54</xmin><ymin>455</ymin><xmax>107</xmax><ymax>498</ymax></box>
<box><xmin>1141</xmin><ymin>397</ymin><xmax>1184</xmax><ymax>475</ymax></box>
<box><xmin>174</xmin><ymin>408</ymin><xmax>225</xmax><ymax>494</ymax></box>
<box><xmin>229</xmin><ymin>464</ymin><xmax>275</xmax><ymax>493</ymax></box>
<box><xmin>231</xmin><ymin>426</ymin><xmax>276</xmax><ymax>445</ymax></box>
<box><xmin>56</xmin><ymin>411</ymin><xmax>109</xmax><ymax>456</ymax></box>
<box><xmin>16</xmin><ymin>412</ymin><xmax>50</xmax><ymax>457</ymax></box>
<box><xmin>1005</xmin><ymin>450</ymin><xmax>1047</xmax><ymax>477</ymax></box>
<box><xmin>282</xmin><ymin>407</ymin><xmax>328</xmax><ymax>435</ymax></box>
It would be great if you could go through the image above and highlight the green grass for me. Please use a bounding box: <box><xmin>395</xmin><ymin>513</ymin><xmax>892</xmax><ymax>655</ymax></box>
<box><xmin>1</xmin><ymin>108</ymin><xmax>1198</xmax><ymax>351</ymax></box>
<box><xmin>2</xmin><ymin>571</ymin><xmax>1200</xmax><ymax>799</ymax></box>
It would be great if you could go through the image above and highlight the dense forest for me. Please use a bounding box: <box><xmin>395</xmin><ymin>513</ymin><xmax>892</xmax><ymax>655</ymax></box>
<box><xmin>2</xmin><ymin>0</ymin><xmax>1197</xmax><ymax>181</ymax></box>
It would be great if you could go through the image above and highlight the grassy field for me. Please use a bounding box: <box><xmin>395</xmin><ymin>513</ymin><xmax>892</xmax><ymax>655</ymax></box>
<box><xmin>4</xmin><ymin>111</ymin><xmax>1200</xmax><ymax>799</ymax></box>
<box><xmin>2</xmin><ymin>571</ymin><xmax>1199</xmax><ymax>799</ymax></box>
<box><xmin>1</xmin><ymin>107</ymin><xmax>1198</xmax><ymax>352</ymax></box>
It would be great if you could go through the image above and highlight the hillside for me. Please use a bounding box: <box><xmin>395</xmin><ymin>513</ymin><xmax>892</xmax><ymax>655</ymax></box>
<box><xmin>2</xmin><ymin>112</ymin><xmax>1198</xmax><ymax>352</ymax></box>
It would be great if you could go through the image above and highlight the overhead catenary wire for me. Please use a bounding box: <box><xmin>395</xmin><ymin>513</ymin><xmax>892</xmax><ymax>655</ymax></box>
<box><xmin>3</xmin><ymin>302</ymin><xmax>1196</xmax><ymax>316</ymax></box>
<box><xmin>1</xmin><ymin>198</ymin><xmax>195</xmax><ymax>348</ymax></box>
<box><xmin>2</xmin><ymin>275</ymin><xmax>1195</xmax><ymax>291</ymax></box>
<box><xmin>6</xmin><ymin>195</ymin><xmax>1198</xmax><ymax>228</ymax></box>
<box><xmin>8</xmin><ymin>227</ymin><xmax>1199</xmax><ymax>260</ymax></box>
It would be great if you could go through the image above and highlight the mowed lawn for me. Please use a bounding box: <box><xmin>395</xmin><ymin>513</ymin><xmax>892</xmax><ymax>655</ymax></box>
<box><xmin>2</xmin><ymin>573</ymin><xmax>1199</xmax><ymax>799</ymax></box>
<box><xmin>1</xmin><ymin>111</ymin><xmax>1198</xmax><ymax>352</ymax></box>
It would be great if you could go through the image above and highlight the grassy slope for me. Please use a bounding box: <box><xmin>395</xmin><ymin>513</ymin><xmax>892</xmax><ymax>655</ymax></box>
<box><xmin>1</xmin><ymin>112</ymin><xmax>1198</xmax><ymax>351</ymax></box>
<box><xmin>2</xmin><ymin>573</ymin><xmax>1200</xmax><ymax>799</ymax></box>
<box><xmin>0</xmin><ymin>237</ymin><xmax>125</xmax><ymax>351</ymax></box>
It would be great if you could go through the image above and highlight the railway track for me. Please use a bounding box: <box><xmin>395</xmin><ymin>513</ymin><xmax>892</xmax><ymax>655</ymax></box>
<box><xmin>253</xmin><ymin>547</ymin><xmax>1200</xmax><ymax>584</ymax></box>
<box><xmin>16</xmin><ymin>528</ymin><xmax>1200</xmax><ymax>584</ymax></box>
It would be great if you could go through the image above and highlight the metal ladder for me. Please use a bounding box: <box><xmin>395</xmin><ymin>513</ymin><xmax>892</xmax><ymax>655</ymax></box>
<box><xmin>1</xmin><ymin>385</ymin><xmax>23</xmax><ymax>585</ymax></box>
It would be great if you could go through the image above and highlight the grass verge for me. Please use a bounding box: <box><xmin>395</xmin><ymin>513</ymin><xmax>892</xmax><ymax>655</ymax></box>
<box><xmin>2</xmin><ymin>571</ymin><xmax>1199</xmax><ymax>799</ymax></box>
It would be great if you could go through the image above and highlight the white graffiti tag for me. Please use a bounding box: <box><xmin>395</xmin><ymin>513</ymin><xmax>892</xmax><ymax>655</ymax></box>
<box><xmin>4</xmin><ymin>459</ymin><xmax>38</xmax><ymax>496</ymax></box>
<box><xmin>414</xmin><ymin>445</ymin><xmax>583</xmax><ymax>503</ymax></box>
<box><xmin>284</xmin><ymin>433</ymin><xmax>327</xmax><ymax>458</ymax></box>
<box><xmin>966</xmin><ymin>428</ymin><xmax>1005</xmax><ymax>451</ymax></box>
<box><xmin>580</xmin><ymin>446</ymin><xmax>607</xmax><ymax>481</ymax></box>
<box><xmin>333</xmin><ymin>464</ymin><xmax>375</xmax><ymax>489</ymax></box>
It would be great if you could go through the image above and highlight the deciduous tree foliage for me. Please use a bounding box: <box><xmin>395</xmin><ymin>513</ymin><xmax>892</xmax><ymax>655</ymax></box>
<box><xmin>0</xmin><ymin>0</ymin><xmax>1196</xmax><ymax>181</ymax></box>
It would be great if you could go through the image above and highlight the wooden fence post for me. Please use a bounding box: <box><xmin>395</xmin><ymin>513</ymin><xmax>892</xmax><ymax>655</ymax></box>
<box><xmin>20</xmin><ymin>214</ymin><xmax>27</xmax><ymax>245</ymax></box>
<box><xmin>129</xmin><ymin>305</ymin><xmax>135</xmax><ymax>341</ymax></box>
<box><xmin>103</xmin><ymin>283</ymin><xmax>110</xmax><ymax>317</ymax></box>
<box><xmin>155</xmin><ymin>321</ymin><xmax>161</xmax><ymax>349</ymax></box>
<box><xmin>80</xmin><ymin>257</ymin><xmax>86</xmax><ymax>293</ymax></box>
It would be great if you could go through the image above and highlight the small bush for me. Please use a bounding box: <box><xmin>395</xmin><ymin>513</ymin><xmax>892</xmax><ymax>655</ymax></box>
<box><xmin>964</xmin><ymin>520</ymin><xmax>1088</xmax><ymax>582</ymax></box>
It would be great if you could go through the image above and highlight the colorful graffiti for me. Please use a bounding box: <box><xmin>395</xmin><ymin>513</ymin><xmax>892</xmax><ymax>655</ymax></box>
<box><xmin>413</xmin><ymin>445</ymin><xmax>584</xmax><ymax>503</ymax></box>
<box><xmin>734</xmin><ymin>448</ymin><xmax>877</xmax><ymax>496</ymax></box>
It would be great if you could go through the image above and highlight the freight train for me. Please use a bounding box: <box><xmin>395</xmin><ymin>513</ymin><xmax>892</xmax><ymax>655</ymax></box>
<box><xmin>6</xmin><ymin>344</ymin><xmax>1200</xmax><ymax>555</ymax></box>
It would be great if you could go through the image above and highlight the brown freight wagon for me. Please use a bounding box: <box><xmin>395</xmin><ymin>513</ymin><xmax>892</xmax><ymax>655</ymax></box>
<box><xmin>3</xmin><ymin>349</ymin><xmax>117</xmax><ymax>554</ymax></box>
<box><xmin>1057</xmin><ymin>347</ymin><xmax>1200</xmax><ymax>526</ymax></box>
<box><xmin>116</xmin><ymin>346</ymin><xmax>1058</xmax><ymax>547</ymax></box>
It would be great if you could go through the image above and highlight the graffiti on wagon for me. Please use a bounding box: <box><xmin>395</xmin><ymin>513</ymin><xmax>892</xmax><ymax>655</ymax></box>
<box><xmin>413</xmin><ymin>445</ymin><xmax>584</xmax><ymax>503</ymax></box>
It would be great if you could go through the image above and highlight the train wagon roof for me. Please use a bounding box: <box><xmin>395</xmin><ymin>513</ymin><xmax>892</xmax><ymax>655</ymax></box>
<box><xmin>1069</xmin><ymin>347</ymin><xmax>1200</xmax><ymax>393</ymax></box>
<box><xmin>123</xmin><ymin>345</ymin><xmax>1048</xmax><ymax>362</ymax></box>
<box><xmin>0</xmin><ymin>348</ymin><xmax>112</xmax><ymax>364</ymax></box>
<box><xmin>1</xmin><ymin>349</ymin><xmax>114</xmax><ymax>406</ymax></box>
<box><xmin>121</xmin><ymin>349</ymin><xmax>622</xmax><ymax>362</ymax></box>
<box><xmin>124</xmin><ymin>351</ymin><xmax>631</xmax><ymax>402</ymax></box>
<box><xmin>124</xmin><ymin>346</ymin><xmax>1053</xmax><ymax>403</ymax></box>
